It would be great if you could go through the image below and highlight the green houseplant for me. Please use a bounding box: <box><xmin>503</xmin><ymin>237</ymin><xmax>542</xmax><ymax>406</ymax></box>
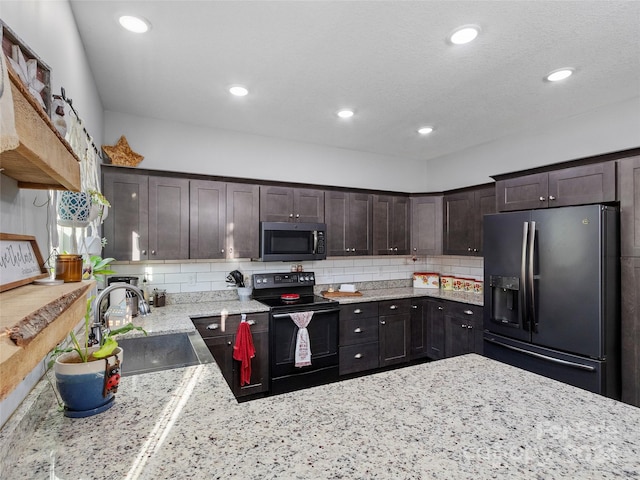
<box><xmin>48</xmin><ymin>295</ymin><xmax>146</xmax><ymax>417</ymax></box>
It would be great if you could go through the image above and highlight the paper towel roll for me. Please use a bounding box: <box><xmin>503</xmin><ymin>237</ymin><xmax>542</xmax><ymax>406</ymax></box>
<box><xmin>110</xmin><ymin>282</ymin><xmax>128</xmax><ymax>306</ymax></box>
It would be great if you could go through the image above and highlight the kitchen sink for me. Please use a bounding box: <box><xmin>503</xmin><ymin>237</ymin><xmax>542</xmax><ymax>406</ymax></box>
<box><xmin>118</xmin><ymin>331</ymin><xmax>213</xmax><ymax>376</ymax></box>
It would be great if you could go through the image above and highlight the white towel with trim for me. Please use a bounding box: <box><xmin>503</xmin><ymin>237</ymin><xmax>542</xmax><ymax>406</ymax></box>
<box><xmin>290</xmin><ymin>311</ymin><xmax>313</xmax><ymax>367</ymax></box>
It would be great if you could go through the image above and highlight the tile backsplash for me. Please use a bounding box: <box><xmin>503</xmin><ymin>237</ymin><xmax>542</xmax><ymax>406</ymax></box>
<box><xmin>108</xmin><ymin>255</ymin><xmax>483</xmax><ymax>297</ymax></box>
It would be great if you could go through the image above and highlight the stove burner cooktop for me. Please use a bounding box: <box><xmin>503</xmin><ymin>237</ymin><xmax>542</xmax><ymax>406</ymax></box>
<box><xmin>258</xmin><ymin>295</ymin><xmax>335</xmax><ymax>309</ymax></box>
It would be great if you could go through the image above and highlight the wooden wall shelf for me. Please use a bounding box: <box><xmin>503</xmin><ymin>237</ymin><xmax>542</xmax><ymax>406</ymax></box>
<box><xmin>0</xmin><ymin>280</ymin><xmax>95</xmax><ymax>401</ymax></box>
<box><xmin>0</xmin><ymin>65</ymin><xmax>81</xmax><ymax>191</ymax></box>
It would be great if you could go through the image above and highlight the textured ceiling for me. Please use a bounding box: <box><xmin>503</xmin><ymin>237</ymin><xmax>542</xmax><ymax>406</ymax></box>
<box><xmin>69</xmin><ymin>0</ymin><xmax>640</xmax><ymax>163</ymax></box>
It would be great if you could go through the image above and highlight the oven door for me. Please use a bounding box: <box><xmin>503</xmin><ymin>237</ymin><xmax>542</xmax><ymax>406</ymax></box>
<box><xmin>270</xmin><ymin>307</ymin><xmax>339</xmax><ymax>380</ymax></box>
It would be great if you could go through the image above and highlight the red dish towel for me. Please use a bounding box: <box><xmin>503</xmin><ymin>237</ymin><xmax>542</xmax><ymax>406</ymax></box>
<box><xmin>290</xmin><ymin>311</ymin><xmax>314</xmax><ymax>367</ymax></box>
<box><xmin>233</xmin><ymin>321</ymin><xmax>255</xmax><ymax>386</ymax></box>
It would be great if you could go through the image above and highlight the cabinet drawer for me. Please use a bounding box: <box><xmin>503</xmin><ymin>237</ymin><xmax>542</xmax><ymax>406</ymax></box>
<box><xmin>340</xmin><ymin>302</ymin><xmax>378</xmax><ymax>321</ymax></box>
<box><xmin>339</xmin><ymin>342</ymin><xmax>379</xmax><ymax>375</ymax></box>
<box><xmin>339</xmin><ymin>316</ymin><xmax>379</xmax><ymax>346</ymax></box>
<box><xmin>446</xmin><ymin>303</ymin><xmax>482</xmax><ymax>319</ymax></box>
<box><xmin>378</xmin><ymin>299</ymin><xmax>411</xmax><ymax>315</ymax></box>
<box><xmin>192</xmin><ymin>312</ymin><xmax>268</xmax><ymax>338</ymax></box>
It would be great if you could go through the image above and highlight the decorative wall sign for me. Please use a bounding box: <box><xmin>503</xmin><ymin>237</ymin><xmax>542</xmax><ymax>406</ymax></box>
<box><xmin>0</xmin><ymin>233</ymin><xmax>48</xmax><ymax>292</ymax></box>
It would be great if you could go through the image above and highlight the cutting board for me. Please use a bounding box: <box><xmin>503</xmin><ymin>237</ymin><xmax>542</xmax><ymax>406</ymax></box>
<box><xmin>321</xmin><ymin>290</ymin><xmax>363</xmax><ymax>298</ymax></box>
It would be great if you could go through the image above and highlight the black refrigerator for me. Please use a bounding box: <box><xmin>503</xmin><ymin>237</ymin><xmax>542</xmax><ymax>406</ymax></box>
<box><xmin>483</xmin><ymin>204</ymin><xmax>620</xmax><ymax>398</ymax></box>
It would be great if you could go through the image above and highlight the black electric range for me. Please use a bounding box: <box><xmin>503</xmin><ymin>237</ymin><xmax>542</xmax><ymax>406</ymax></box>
<box><xmin>252</xmin><ymin>272</ymin><xmax>340</xmax><ymax>395</ymax></box>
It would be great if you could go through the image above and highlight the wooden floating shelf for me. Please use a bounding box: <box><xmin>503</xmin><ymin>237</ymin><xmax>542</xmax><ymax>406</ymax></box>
<box><xmin>0</xmin><ymin>65</ymin><xmax>81</xmax><ymax>191</ymax></box>
<box><xmin>0</xmin><ymin>280</ymin><xmax>95</xmax><ymax>401</ymax></box>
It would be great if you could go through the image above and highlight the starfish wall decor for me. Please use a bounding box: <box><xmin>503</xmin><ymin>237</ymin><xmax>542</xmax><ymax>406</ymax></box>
<box><xmin>102</xmin><ymin>136</ymin><xmax>144</xmax><ymax>167</ymax></box>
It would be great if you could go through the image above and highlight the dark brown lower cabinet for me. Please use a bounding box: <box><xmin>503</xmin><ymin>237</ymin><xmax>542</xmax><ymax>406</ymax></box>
<box><xmin>378</xmin><ymin>299</ymin><xmax>411</xmax><ymax>367</ymax></box>
<box><xmin>621</xmin><ymin>257</ymin><xmax>640</xmax><ymax>407</ymax></box>
<box><xmin>443</xmin><ymin>303</ymin><xmax>483</xmax><ymax>358</ymax></box>
<box><xmin>338</xmin><ymin>303</ymin><xmax>379</xmax><ymax>375</ymax></box>
<box><xmin>426</xmin><ymin>299</ymin><xmax>446</xmax><ymax>360</ymax></box>
<box><xmin>193</xmin><ymin>313</ymin><xmax>269</xmax><ymax>398</ymax></box>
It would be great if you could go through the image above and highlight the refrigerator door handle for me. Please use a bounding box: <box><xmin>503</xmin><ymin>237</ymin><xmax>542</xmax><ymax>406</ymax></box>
<box><xmin>485</xmin><ymin>338</ymin><xmax>596</xmax><ymax>371</ymax></box>
<box><xmin>520</xmin><ymin>221</ymin><xmax>529</xmax><ymax>331</ymax></box>
<box><xmin>528</xmin><ymin>221</ymin><xmax>537</xmax><ymax>333</ymax></box>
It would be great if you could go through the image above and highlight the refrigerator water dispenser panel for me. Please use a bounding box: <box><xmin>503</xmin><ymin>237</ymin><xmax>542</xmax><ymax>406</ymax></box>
<box><xmin>489</xmin><ymin>275</ymin><xmax>520</xmax><ymax>327</ymax></box>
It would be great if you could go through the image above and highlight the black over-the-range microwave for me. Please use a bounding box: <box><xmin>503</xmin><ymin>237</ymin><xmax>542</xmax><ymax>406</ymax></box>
<box><xmin>258</xmin><ymin>222</ymin><xmax>327</xmax><ymax>262</ymax></box>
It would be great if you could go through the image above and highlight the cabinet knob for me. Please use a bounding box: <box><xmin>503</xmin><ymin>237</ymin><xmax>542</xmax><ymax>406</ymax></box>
<box><xmin>207</xmin><ymin>323</ymin><xmax>219</xmax><ymax>330</ymax></box>
<box><xmin>438</xmin><ymin>306</ymin><xmax>444</xmax><ymax>310</ymax></box>
<box><xmin>413</xmin><ymin>247</ymin><xmax>417</xmax><ymax>251</ymax></box>
<box><xmin>389</xmin><ymin>305</ymin><xmax>397</xmax><ymax>310</ymax></box>
<box><xmin>141</xmin><ymin>250</ymin><xmax>147</xmax><ymax>255</ymax></box>
<box><xmin>346</xmin><ymin>248</ymin><xmax>351</xmax><ymax>252</ymax></box>
<box><xmin>296</xmin><ymin>214</ymin><xmax>300</xmax><ymax>218</ymax></box>
<box><xmin>473</xmin><ymin>248</ymin><xmax>478</xmax><ymax>252</ymax></box>
<box><xmin>393</xmin><ymin>247</ymin><xmax>398</xmax><ymax>252</ymax></box>
<box><xmin>221</xmin><ymin>249</ymin><xmax>225</xmax><ymax>253</ymax></box>
<box><xmin>354</xmin><ymin>327</ymin><xmax>362</xmax><ymax>333</ymax></box>
<box><xmin>467</xmin><ymin>325</ymin><xmax>473</xmax><ymax>329</ymax></box>
<box><xmin>380</xmin><ymin>320</ymin><xmax>386</xmax><ymax>325</ymax></box>
<box><xmin>539</xmin><ymin>196</ymin><xmax>546</xmax><ymax>202</ymax></box>
<box><xmin>389</xmin><ymin>248</ymin><xmax>393</xmax><ymax>252</ymax></box>
<box><xmin>463</xmin><ymin>309</ymin><xmax>473</xmax><ymax>315</ymax></box>
<box><xmin>289</xmin><ymin>213</ymin><xmax>294</xmax><ymax>218</ymax></box>
<box><xmin>151</xmin><ymin>250</ymin><xmax>156</xmax><ymax>255</ymax></box>
<box><xmin>549</xmin><ymin>195</ymin><xmax>556</xmax><ymax>201</ymax></box>
<box><xmin>468</xmin><ymin>247</ymin><xmax>472</xmax><ymax>252</ymax></box>
<box><xmin>227</xmin><ymin>341</ymin><xmax>232</xmax><ymax>346</ymax></box>
<box><xmin>229</xmin><ymin>247</ymin><xmax>233</xmax><ymax>253</ymax></box>
<box><xmin>353</xmin><ymin>309</ymin><xmax>362</xmax><ymax>314</ymax></box>
<box><xmin>461</xmin><ymin>324</ymin><xmax>467</xmax><ymax>328</ymax></box>
<box><xmin>247</xmin><ymin>320</ymin><xmax>256</xmax><ymax>326</ymax></box>
<box><xmin>354</xmin><ymin>353</ymin><xmax>363</xmax><ymax>359</ymax></box>
<box><xmin>411</xmin><ymin>305</ymin><xmax>418</xmax><ymax>309</ymax></box>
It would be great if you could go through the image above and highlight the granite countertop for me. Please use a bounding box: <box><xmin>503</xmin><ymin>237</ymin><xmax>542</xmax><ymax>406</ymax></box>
<box><xmin>2</xmin><ymin>354</ymin><xmax>638</xmax><ymax>479</ymax></box>
<box><xmin>322</xmin><ymin>287</ymin><xmax>484</xmax><ymax>306</ymax></box>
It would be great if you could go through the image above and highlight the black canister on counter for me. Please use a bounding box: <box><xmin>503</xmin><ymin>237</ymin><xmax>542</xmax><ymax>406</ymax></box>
<box><xmin>153</xmin><ymin>289</ymin><xmax>166</xmax><ymax>307</ymax></box>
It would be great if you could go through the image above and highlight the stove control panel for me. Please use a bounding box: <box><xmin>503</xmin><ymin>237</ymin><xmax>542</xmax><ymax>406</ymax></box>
<box><xmin>253</xmin><ymin>272</ymin><xmax>315</xmax><ymax>288</ymax></box>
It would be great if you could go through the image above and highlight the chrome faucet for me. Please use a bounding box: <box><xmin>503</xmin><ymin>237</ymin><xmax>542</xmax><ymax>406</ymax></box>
<box><xmin>90</xmin><ymin>283</ymin><xmax>151</xmax><ymax>346</ymax></box>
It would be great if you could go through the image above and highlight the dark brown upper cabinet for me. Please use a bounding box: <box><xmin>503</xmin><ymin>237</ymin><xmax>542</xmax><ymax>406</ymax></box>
<box><xmin>260</xmin><ymin>186</ymin><xmax>324</xmax><ymax>223</ymax></box>
<box><xmin>443</xmin><ymin>185</ymin><xmax>495</xmax><ymax>256</ymax></box>
<box><xmin>495</xmin><ymin>162</ymin><xmax>616</xmax><ymax>212</ymax></box>
<box><xmin>373</xmin><ymin>195</ymin><xmax>410</xmax><ymax>255</ymax></box>
<box><xmin>325</xmin><ymin>191</ymin><xmax>373</xmax><ymax>256</ymax></box>
<box><xmin>411</xmin><ymin>195</ymin><xmax>443</xmax><ymax>256</ymax></box>
<box><xmin>619</xmin><ymin>155</ymin><xmax>640</xmax><ymax>258</ymax></box>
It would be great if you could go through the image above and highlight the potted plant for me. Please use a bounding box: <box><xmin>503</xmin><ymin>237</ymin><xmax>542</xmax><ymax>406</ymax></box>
<box><xmin>48</xmin><ymin>296</ymin><xmax>146</xmax><ymax>417</ymax></box>
<box><xmin>82</xmin><ymin>254</ymin><xmax>116</xmax><ymax>281</ymax></box>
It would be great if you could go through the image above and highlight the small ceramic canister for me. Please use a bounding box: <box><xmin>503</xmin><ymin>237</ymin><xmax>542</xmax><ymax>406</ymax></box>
<box><xmin>463</xmin><ymin>278</ymin><xmax>475</xmax><ymax>292</ymax></box>
<box><xmin>452</xmin><ymin>277</ymin><xmax>465</xmax><ymax>291</ymax></box>
<box><xmin>441</xmin><ymin>276</ymin><xmax>454</xmax><ymax>290</ymax></box>
<box><xmin>473</xmin><ymin>279</ymin><xmax>484</xmax><ymax>295</ymax></box>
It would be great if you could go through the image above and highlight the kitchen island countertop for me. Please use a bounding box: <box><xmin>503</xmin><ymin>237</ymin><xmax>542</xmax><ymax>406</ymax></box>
<box><xmin>2</xmin><ymin>351</ymin><xmax>638</xmax><ymax>479</ymax></box>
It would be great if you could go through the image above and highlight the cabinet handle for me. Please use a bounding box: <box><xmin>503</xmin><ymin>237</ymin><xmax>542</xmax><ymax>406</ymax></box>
<box><xmin>354</xmin><ymin>327</ymin><xmax>362</xmax><ymax>333</ymax></box>
<box><xmin>463</xmin><ymin>309</ymin><xmax>473</xmax><ymax>315</ymax></box>
<box><xmin>353</xmin><ymin>309</ymin><xmax>362</xmax><ymax>314</ymax></box>
<box><xmin>467</xmin><ymin>325</ymin><xmax>473</xmax><ymax>329</ymax></box>
<box><xmin>461</xmin><ymin>324</ymin><xmax>467</xmax><ymax>328</ymax></box>
<box><xmin>380</xmin><ymin>320</ymin><xmax>386</xmax><ymax>325</ymax></box>
<box><xmin>207</xmin><ymin>323</ymin><xmax>219</xmax><ymax>330</ymax></box>
<box><xmin>549</xmin><ymin>195</ymin><xmax>556</xmax><ymax>201</ymax></box>
<box><xmin>354</xmin><ymin>353</ymin><xmax>363</xmax><ymax>359</ymax></box>
<box><xmin>389</xmin><ymin>305</ymin><xmax>398</xmax><ymax>310</ymax></box>
<box><xmin>539</xmin><ymin>196</ymin><xmax>546</xmax><ymax>202</ymax></box>
<box><xmin>411</xmin><ymin>305</ymin><xmax>418</xmax><ymax>309</ymax></box>
<box><xmin>438</xmin><ymin>306</ymin><xmax>444</xmax><ymax>310</ymax></box>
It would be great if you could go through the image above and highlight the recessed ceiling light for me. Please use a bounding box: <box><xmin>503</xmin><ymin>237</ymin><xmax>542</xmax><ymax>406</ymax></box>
<box><xmin>545</xmin><ymin>68</ymin><xmax>574</xmax><ymax>82</ymax></box>
<box><xmin>229</xmin><ymin>86</ymin><xmax>249</xmax><ymax>97</ymax></box>
<box><xmin>337</xmin><ymin>109</ymin><xmax>354</xmax><ymax>119</ymax></box>
<box><xmin>118</xmin><ymin>15</ymin><xmax>150</xmax><ymax>33</ymax></box>
<box><xmin>448</xmin><ymin>25</ymin><xmax>480</xmax><ymax>45</ymax></box>
<box><xmin>418</xmin><ymin>126</ymin><xmax>434</xmax><ymax>135</ymax></box>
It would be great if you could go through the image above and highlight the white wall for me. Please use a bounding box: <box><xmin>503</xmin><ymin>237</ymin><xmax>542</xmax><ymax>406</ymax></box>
<box><xmin>103</xmin><ymin>110</ymin><xmax>427</xmax><ymax>192</ymax></box>
<box><xmin>424</xmin><ymin>97</ymin><xmax>640</xmax><ymax>191</ymax></box>
<box><xmin>0</xmin><ymin>0</ymin><xmax>104</xmax><ymax>245</ymax></box>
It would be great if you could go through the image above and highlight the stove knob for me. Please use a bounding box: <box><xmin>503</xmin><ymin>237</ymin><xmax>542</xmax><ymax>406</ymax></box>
<box><xmin>309</xmin><ymin>275</ymin><xmax>314</xmax><ymax>281</ymax></box>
